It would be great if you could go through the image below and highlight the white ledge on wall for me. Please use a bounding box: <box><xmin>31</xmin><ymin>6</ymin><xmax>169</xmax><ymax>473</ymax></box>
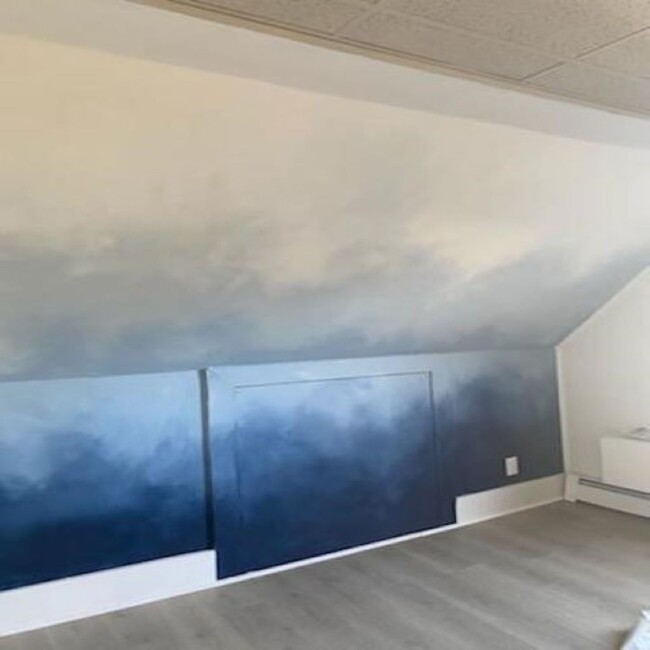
<box><xmin>456</xmin><ymin>474</ymin><xmax>565</xmax><ymax>525</ymax></box>
<box><xmin>0</xmin><ymin>475</ymin><xmax>565</xmax><ymax>638</ymax></box>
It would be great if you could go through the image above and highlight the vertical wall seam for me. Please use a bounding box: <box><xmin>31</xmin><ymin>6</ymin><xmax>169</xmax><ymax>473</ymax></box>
<box><xmin>427</xmin><ymin>369</ymin><xmax>454</xmax><ymax>523</ymax></box>
<box><xmin>554</xmin><ymin>346</ymin><xmax>572</xmax><ymax>479</ymax></box>
<box><xmin>198</xmin><ymin>369</ymin><xmax>216</xmax><ymax>550</ymax></box>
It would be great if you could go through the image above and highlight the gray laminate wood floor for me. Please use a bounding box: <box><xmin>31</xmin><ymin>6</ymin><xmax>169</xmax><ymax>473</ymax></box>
<box><xmin>2</xmin><ymin>501</ymin><xmax>649</xmax><ymax>650</ymax></box>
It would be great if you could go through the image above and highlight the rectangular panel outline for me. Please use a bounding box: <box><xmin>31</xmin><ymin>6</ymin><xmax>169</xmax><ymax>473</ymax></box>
<box><xmin>207</xmin><ymin>362</ymin><xmax>446</xmax><ymax>578</ymax></box>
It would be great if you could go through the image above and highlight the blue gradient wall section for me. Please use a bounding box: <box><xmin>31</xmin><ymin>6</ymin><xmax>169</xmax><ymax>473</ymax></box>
<box><xmin>0</xmin><ymin>349</ymin><xmax>563</xmax><ymax>590</ymax></box>
<box><xmin>1</xmin><ymin>38</ymin><xmax>648</xmax><ymax>382</ymax></box>
<box><xmin>0</xmin><ymin>372</ymin><xmax>207</xmax><ymax>591</ymax></box>
<box><xmin>209</xmin><ymin>371</ymin><xmax>451</xmax><ymax>578</ymax></box>
<box><xmin>209</xmin><ymin>349</ymin><xmax>563</xmax><ymax>578</ymax></box>
<box><xmin>433</xmin><ymin>349</ymin><xmax>564</xmax><ymax>498</ymax></box>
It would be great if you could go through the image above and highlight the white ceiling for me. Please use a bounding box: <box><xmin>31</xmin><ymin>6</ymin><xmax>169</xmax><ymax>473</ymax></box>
<box><xmin>134</xmin><ymin>0</ymin><xmax>650</xmax><ymax>117</ymax></box>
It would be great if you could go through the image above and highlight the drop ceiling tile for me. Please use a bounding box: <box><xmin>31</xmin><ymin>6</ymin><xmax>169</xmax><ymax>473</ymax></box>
<box><xmin>383</xmin><ymin>0</ymin><xmax>650</xmax><ymax>57</ymax></box>
<box><xmin>528</xmin><ymin>62</ymin><xmax>650</xmax><ymax>114</ymax></box>
<box><xmin>582</xmin><ymin>29</ymin><xmax>650</xmax><ymax>79</ymax></box>
<box><xmin>191</xmin><ymin>0</ymin><xmax>369</xmax><ymax>34</ymax></box>
<box><xmin>340</xmin><ymin>12</ymin><xmax>560</xmax><ymax>80</ymax></box>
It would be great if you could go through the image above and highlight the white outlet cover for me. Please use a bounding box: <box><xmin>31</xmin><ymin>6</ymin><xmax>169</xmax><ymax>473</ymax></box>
<box><xmin>505</xmin><ymin>456</ymin><xmax>519</xmax><ymax>477</ymax></box>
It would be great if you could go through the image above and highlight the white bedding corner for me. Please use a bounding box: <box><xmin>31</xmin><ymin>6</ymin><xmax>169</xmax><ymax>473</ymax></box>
<box><xmin>623</xmin><ymin>611</ymin><xmax>650</xmax><ymax>650</ymax></box>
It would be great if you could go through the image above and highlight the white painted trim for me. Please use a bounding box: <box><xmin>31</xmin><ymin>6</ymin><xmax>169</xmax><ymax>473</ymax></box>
<box><xmin>455</xmin><ymin>474</ymin><xmax>565</xmax><ymax>525</ymax></box>
<box><xmin>0</xmin><ymin>551</ymin><xmax>216</xmax><ymax>638</ymax></box>
<box><xmin>568</xmin><ymin>472</ymin><xmax>650</xmax><ymax>518</ymax></box>
<box><xmin>0</xmin><ymin>475</ymin><xmax>564</xmax><ymax>637</ymax></box>
<box><xmin>565</xmin><ymin>472</ymin><xmax>579</xmax><ymax>502</ymax></box>
<box><xmin>217</xmin><ymin>474</ymin><xmax>565</xmax><ymax>587</ymax></box>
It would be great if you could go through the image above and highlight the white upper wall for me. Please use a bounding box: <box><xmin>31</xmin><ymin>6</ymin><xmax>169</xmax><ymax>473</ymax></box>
<box><xmin>558</xmin><ymin>268</ymin><xmax>650</xmax><ymax>478</ymax></box>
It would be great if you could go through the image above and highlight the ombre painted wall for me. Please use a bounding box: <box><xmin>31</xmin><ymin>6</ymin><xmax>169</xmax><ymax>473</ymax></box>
<box><xmin>0</xmin><ymin>348</ymin><xmax>563</xmax><ymax>590</ymax></box>
<box><xmin>209</xmin><ymin>371</ymin><xmax>449</xmax><ymax>578</ymax></box>
<box><xmin>0</xmin><ymin>14</ymin><xmax>637</xmax><ymax>601</ymax></box>
<box><xmin>0</xmin><ymin>33</ymin><xmax>648</xmax><ymax>382</ymax></box>
<box><xmin>0</xmin><ymin>372</ymin><xmax>208</xmax><ymax>591</ymax></box>
<box><xmin>209</xmin><ymin>348</ymin><xmax>563</xmax><ymax>578</ymax></box>
<box><xmin>434</xmin><ymin>350</ymin><xmax>564</xmax><ymax>499</ymax></box>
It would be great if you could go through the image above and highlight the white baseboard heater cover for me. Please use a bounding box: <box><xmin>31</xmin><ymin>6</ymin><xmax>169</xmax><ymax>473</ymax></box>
<box><xmin>567</xmin><ymin>474</ymin><xmax>650</xmax><ymax>518</ymax></box>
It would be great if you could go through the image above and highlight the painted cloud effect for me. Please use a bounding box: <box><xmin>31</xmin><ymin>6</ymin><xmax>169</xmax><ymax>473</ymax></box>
<box><xmin>0</xmin><ymin>371</ymin><xmax>207</xmax><ymax>589</ymax></box>
<box><xmin>0</xmin><ymin>35</ymin><xmax>649</xmax><ymax>379</ymax></box>
<box><xmin>213</xmin><ymin>372</ymin><xmax>444</xmax><ymax>576</ymax></box>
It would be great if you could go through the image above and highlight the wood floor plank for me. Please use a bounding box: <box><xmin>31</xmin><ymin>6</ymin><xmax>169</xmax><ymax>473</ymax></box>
<box><xmin>157</xmin><ymin>593</ymin><xmax>255</xmax><ymax>650</ymax></box>
<box><xmin>0</xmin><ymin>630</ymin><xmax>56</xmax><ymax>650</ymax></box>
<box><xmin>2</xmin><ymin>502</ymin><xmax>648</xmax><ymax>650</ymax></box>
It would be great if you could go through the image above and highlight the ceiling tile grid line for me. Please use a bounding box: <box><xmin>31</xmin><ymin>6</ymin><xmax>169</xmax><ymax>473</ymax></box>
<box><xmin>337</xmin><ymin>11</ymin><xmax>562</xmax><ymax>80</ymax></box>
<box><xmin>573</xmin><ymin>24</ymin><xmax>650</xmax><ymax>59</ymax></box>
<box><xmin>578</xmin><ymin>27</ymin><xmax>650</xmax><ymax>80</ymax></box>
<box><xmin>335</xmin><ymin>7</ymin><xmax>630</xmax><ymax>63</ymax></box>
<box><xmin>520</xmin><ymin>25</ymin><xmax>650</xmax><ymax>85</ymax></box>
<box><xmin>337</xmin><ymin>8</ymin><xmax>566</xmax><ymax>65</ymax></box>
<box><xmin>525</xmin><ymin>61</ymin><xmax>650</xmax><ymax>114</ymax></box>
<box><xmin>524</xmin><ymin>62</ymin><xmax>650</xmax><ymax>86</ymax></box>
<box><xmin>332</xmin><ymin>7</ymin><xmax>650</xmax><ymax>84</ymax></box>
<box><xmin>328</xmin><ymin>0</ymin><xmax>383</xmax><ymax>39</ymax></box>
<box><xmin>519</xmin><ymin>61</ymin><xmax>565</xmax><ymax>83</ymax></box>
<box><xmin>379</xmin><ymin>0</ymin><xmax>650</xmax><ymax>59</ymax></box>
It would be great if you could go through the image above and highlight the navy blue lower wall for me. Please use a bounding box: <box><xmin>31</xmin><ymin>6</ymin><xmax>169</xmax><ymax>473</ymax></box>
<box><xmin>209</xmin><ymin>372</ymin><xmax>451</xmax><ymax>577</ymax></box>
<box><xmin>433</xmin><ymin>350</ymin><xmax>564</xmax><ymax>499</ymax></box>
<box><xmin>0</xmin><ymin>372</ymin><xmax>208</xmax><ymax>592</ymax></box>
<box><xmin>0</xmin><ymin>348</ymin><xmax>563</xmax><ymax>590</ymax></box>
<box><xmin>209</xmin><ymin>348</ymin><xmax>564</xmax><ymax>578</ymax></box>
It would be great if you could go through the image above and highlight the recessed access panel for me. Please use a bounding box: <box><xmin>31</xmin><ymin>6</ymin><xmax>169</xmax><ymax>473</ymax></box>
<box><xmin>209</xmin><ymin>369</ymin><xmax>450</xmax><ymax>578</ymax></box>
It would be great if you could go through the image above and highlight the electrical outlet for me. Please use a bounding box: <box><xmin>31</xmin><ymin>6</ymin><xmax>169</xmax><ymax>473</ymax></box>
<box><xmin>505</xmin><ymin>456</ymin><xmax>519</xmax><ymax>477</ymax></box>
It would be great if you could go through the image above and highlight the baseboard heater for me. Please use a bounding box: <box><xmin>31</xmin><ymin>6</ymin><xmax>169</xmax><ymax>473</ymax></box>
<box><xmin>579</xmin><ymin>477</ymin><xmax>650</xmax><ymax>499</ymax></box>
<box><xmin>567</xmin><ymin>474</ymin><xmax>650</xmax><ymax>518</ymax></box>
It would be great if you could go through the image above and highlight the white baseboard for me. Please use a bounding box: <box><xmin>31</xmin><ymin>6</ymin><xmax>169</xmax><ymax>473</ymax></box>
<box><xmin>0</xmin><ymin>551</ymin><xmax>215</xmax><ymax>638</ymax></box>
<box><xmin>456</xmin><ymin>474</ymin><xmax>565</xmax><ymax>525</ymax></box>
<box><xmin>0</xmin><ymin>474</ymin><xmax>564</xmax><ymax>637</ymax></box>
<box><xmin>566</xmin><ymin>472</ymin><xmax>650</xmax><ymax>518</ymax></box>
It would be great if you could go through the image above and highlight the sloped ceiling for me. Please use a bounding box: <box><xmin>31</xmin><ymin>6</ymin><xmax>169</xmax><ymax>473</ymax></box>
<box><xmin>0</xmin><ymin>26</ymin><xmax>649</xmax><ymax>380</ymax></box>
